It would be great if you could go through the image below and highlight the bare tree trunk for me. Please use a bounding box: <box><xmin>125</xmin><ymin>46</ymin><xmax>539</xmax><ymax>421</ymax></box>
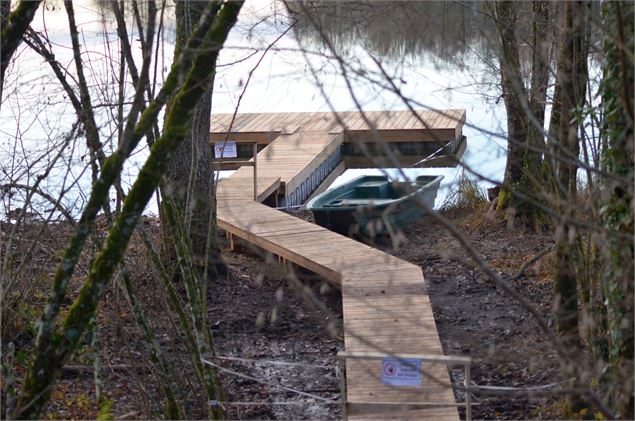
<box><xmin>528</xmin><ymin>1</ymin><xmax>550</xmax><ymax>156</ymax></box>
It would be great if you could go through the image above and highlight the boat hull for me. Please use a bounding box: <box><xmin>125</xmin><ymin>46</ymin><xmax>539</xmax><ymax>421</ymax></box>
<box><xmin>307</xmin><ymin>175</ymin><xmax>443</xmax><ymax>236</ymax></box>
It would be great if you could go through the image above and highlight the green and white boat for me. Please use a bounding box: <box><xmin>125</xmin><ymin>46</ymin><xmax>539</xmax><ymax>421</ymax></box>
<box><xmin>306</xmin><ymin>175</ymin><xmax>443</xmax><ymax>236</ymax></box>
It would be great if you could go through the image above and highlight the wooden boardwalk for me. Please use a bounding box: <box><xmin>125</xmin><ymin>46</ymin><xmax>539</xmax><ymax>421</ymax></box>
<box><xmin>215</xmin><ymin>112</ymin><xmax>463</xmax><ymax>419</ymax></box>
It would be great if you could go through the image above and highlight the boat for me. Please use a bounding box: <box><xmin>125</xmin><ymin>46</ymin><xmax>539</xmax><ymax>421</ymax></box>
<box><xmin>306</xmin><ymin>174</ymin><xmax>443</xmax><ymax>236</ymax></box>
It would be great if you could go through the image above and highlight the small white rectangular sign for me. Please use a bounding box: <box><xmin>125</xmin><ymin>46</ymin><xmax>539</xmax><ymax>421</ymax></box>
<box><xmin>214</xmin><ymin>141</ymin><xmax>237</xmax><ymax>158</ymax></box>
<box><xmin>381</xmin><ymin>357</ymin><xmax>422</xmax><ymax>387</ymax></box>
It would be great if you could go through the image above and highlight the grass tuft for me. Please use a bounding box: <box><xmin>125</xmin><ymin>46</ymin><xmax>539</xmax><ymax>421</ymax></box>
<box><xmin>442</xmin><ymin>170</ymin><xmax>488</xmax><ymax>212</ymax></box>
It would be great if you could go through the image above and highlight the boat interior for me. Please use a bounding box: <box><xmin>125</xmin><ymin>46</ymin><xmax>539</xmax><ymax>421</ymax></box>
<box><xmin>324</xmin><ymin>175</ymin><xmax>437</xmax><ymax>208</ymax></box>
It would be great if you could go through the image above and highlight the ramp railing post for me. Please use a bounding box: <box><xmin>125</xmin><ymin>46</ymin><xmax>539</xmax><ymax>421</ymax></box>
<box><xmin>253</xmin><ymin>142</ymin><xmax>258</xmax><ymax>201</ymax></box>
<box><xmin>336</xmin><ymin>355</ymin><xmax>347</xmax><ymax>419</ymax></box>
<box><xmin>465</xmin><ymin>362</ymin><xmax>472</xmax><ymax>420</ymax></box>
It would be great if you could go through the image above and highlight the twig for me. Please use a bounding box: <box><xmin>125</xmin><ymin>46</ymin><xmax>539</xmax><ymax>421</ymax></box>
<box><xmin>60</xmin><ymin>364</ymin><xmax>149</xmax><ymax>376</ymax></box>
<box><xmin>114</xmin><ymin>410</ymin><xmax>140</xmax><ymax>420</ymax></box>
<box><xmin>503</xmin><ymin>245</ymin><xmax>553</xmax><ymax>283</ymax></box>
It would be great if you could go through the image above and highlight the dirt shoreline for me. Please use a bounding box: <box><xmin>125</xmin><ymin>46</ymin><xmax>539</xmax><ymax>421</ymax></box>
<box><xmin>2</xmin><ymin>208</ymin><xmax>560</xmax><ymax>419</ymax></box>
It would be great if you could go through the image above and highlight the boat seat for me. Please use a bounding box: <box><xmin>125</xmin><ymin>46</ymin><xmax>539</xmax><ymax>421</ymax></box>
<box><xmin>355</xmin><ymin>181</ymin><xmax>390</xmax><ymax>198</ymax></box>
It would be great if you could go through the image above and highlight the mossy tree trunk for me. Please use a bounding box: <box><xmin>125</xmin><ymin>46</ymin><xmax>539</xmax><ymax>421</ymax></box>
<box><xmin>551</xmin><ymin>0</ymin><xmax>589</xmax><ymax>345</ymax></box>
<box><xmin>493</xmin><ymin>1</ymin><xmax>550</xmax><ymax>224</ymax></box>
<box><xmin>11</xmin><ymin>2</ymin><xmax>243</xmax><ymax>418</ymax></box>
<box><xmin>0</xmin><ymin>0</ymin><xmax>43</xmax><ymax>108</ymax></box>
<box><xmin>599</xmin><ymin>2</ymin><xmax>634</xmax><ymax>417</ymax></box>
<box><xmin>163</xmin><ymin>0</ymin><xmax>226</xmax><ymax>279</ymax></box>
<box><xmin>528</xmin><ymin>1</ymin><xmax>550</xmax><ymax>159</ymax></box>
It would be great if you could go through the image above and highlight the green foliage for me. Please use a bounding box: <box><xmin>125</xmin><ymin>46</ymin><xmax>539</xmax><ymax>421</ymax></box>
<box><xmin>592</xmin><ymin>1</ymin><xmax>635</xmax><ymax>418</ymax></box>
<box><xmin>96</xmin><ymin>397</ymin><xmax>114</xmax><ymax>421</ymax></box>
<box><xmin>15</xmin><ymin>300</ymin><xmax>39</xmax><ymax>338</ymax></box>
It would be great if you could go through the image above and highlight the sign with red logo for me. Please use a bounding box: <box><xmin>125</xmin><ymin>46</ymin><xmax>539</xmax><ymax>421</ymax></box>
<box><xmin>381</xmin><ymin>357</ymin><xmax>422</xmax><ymax>387</ymax></box>
<box><xmin>214</xmin><ymin>141</ymin><xmax>237</xmax><ymax>158</ymax></box>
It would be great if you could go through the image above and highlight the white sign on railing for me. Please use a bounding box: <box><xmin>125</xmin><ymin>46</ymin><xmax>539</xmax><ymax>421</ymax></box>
<box><xmin>214</xmin><ymin>141</ymin><xmax>237</xmax><ymax>158</ymax></box>
<box><xmin>381</xmin><ymin>357</ymin><xmax>422</xmax><ymax>387</ymax></box>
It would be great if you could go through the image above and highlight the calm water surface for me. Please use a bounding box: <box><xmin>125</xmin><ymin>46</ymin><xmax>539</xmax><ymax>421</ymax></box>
<box><xmin>0</xmin><ymin>0</ymin><xmax>507</xmax><ymax>218</ymax></box>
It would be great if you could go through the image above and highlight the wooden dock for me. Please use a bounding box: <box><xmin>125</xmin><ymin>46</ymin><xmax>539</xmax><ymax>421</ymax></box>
<box><xmin>211</xmin><ymin>109</ymin><xmax>465</xmax><ymax>144</ymax></box>
<box><xmin>214</xmin><ymin>111</ymin><xmax>465</xmax><ymax>419</ymax></box>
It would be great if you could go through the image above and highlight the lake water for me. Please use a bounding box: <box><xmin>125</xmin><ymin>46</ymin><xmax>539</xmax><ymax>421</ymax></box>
<box><xmin>0</xmin><ymin>0</ymin><xmax>507</xmax><ymax>219</ymax></box>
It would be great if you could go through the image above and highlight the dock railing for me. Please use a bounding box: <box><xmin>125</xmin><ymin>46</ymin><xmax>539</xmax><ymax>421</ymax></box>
<box><xmin>336</xmin><ymin>351</ymin><xmax>472</xmax><ymax>420</ymax></box>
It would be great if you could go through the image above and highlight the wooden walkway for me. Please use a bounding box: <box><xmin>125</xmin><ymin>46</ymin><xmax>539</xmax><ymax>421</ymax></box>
<box><xmin>215</xmin><ymin>112</ymin><xmax>462</xmax><ymax>420</ymax></box>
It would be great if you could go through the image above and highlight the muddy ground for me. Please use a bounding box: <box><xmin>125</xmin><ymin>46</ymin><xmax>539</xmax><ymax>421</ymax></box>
<box><xmin>2</xmin><ymin>206</ymin><xmax>564</xmax><ymax>419</ymax></box>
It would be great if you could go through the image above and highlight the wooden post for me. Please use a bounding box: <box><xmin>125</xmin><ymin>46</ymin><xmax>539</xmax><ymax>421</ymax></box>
<box><xmin>464</xmin><ymin>362</ymin><xmax>472</xmax><ymax>421</ymax></box>
<box><xmin>253</xmin><ymin>142</ymin><xmax>258</xmax><ymax>201</ymax></box>
<box><xmin>336</xmin><ymin>356</ymin><xmax>347</xmax><ymax>419</ymax></box>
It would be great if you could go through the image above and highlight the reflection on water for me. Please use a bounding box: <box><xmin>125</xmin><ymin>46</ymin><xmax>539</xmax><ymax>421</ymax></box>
<box><xmin>287</xmin><ymin>0</ymin><xmax>495</xmax><ymax>69</ymax></box>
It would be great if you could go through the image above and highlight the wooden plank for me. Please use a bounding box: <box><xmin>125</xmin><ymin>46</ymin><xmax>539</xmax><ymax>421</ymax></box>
<box><xmin>343</xmin><ymin>112</ymin><xmax>362</xmax><ymax>131</ymax></box>
<box><xmin>290</xmin><ymin>112</ymin><xmax>312</xmax><ymax>131</ymax></box>
<box><xmin>247</xmin><ymin>113</ymin><xmax>272</xmax><ymax>132</ymax></box>
<box><xmin>440</xmin><ymin>109</ymin><xmax>457</xmax><ymax>127</ymax></box>
<box><xmin>374</xmin><ymin>110</ymin><xmax>395</xmax><ymax>129</ymax></box>
<box><xmin>282</xmin><ymin>112</ymin><xmax>301</xmax><ymax>131</ymax></box>
<box><xmin>268</xmin><ymin>111</ymin><xmax>290</xmax><ymax>131</ymax></box>
<box><xmin>448</xmin><ymin>109</ymin><xmax>463</xmax><ymax>128</ymax></box>
<box><xmin>402</xmin><ymin>109</ymin><xmax>425</xmax><ymax>129</ymax></box>
<box><xmin>442</xmin><ymin>109</ymin><xmax>456</xmax><ymax>129</ymax></box>
<box><xmin>400</xmin><ymin>110</ymin><xmax>418</xmax><ymax>129</ymax></box>
<box><xmin>305</xmin><ymin>113</ymin><xmax>330</xmax><ymax>132</ymax></box>
<box><xmin>430</xmin><ymin>110</ymin><xmax>445</xmax><ymax>129</ymax></box>
<box><xmin>227</xmin><ymin>113</ymin><xmax>251</xmax><ymax>132</ymax></box>
<box><xmin>328</xmin><ymin>111</ymin><xmax>350</xmax><ymax>132</ymax></box>
<box><xmin>423</xmin><ymin>109</ymin><xmax>438</xmax><ymax>127</ymax></box>
<box><xmin>239</xmin><ymin>112</ymin><xmax>268</xmax><ymax>132</ymax></box>
<box><xmin>351</xmin><ymin>112</ymin><xmax>371</xmax><ymax>131</ymax></box>
<box><xmin>398</xmin><ymin>110</ymin><xmax>417</xmax><ymax>130</ymax></box>
<box><xmin>418</xmin><ymin>109</ymin><xmax>440</xmax><ymax>129</ymax></box>
<box><xmin>250</xmin><ymin>113</ymin><xmax>274</xmax><ymax>132</ymax></box>
<box><xmin>325</xmin><ymin>112</ymin><xmax>347</xmax><ymax>134</ymax></box>
<box><xmin>299</xmin><ymin>113</ymin><xmax>326</xmax><ymax>131</ymax></box>
<box><xmin>365</xmin><ymin>111</ymin><xmax>381</xmax><ymax>129</ymax></box>
<box><xmin>389</xmin><ymin>110</ymin><xmax>409</xmax><ymax>130</ymax></box>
